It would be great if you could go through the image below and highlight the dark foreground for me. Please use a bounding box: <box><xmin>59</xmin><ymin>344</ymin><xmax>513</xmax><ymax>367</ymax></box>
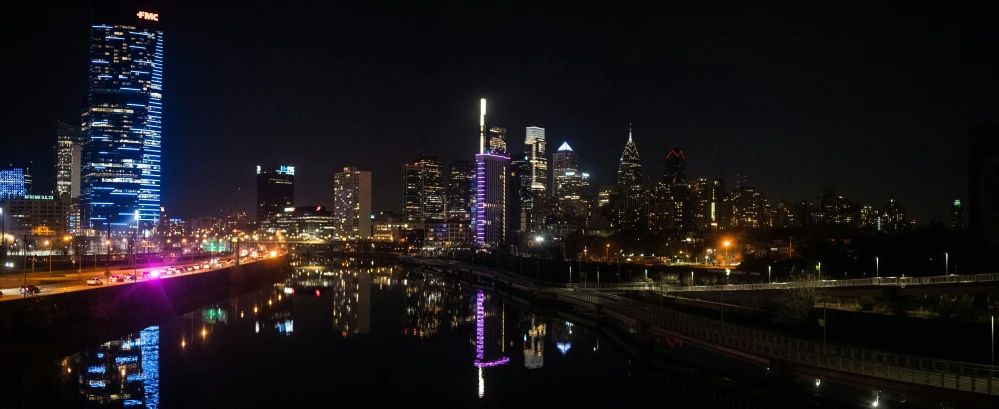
<box><xmin>0</xmin><ymin>260</ymin><xmax>968</xmax><ymax>408</ymax></box>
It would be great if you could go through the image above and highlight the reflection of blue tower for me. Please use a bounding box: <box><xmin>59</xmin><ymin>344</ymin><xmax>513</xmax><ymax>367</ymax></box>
<box><xmin>140</xmin><ymin>326</ymin><xmax>160</xmax><ymax>408</ymax></box>
<box><xmin>475</xmin><ymin>290</ymin><xmax>509</xmax><ymax>398</ymax></box>
<box><xmin>73</xmin><ymin>325</ymin><xmax>159</xmax><ymax>407</ymax></box>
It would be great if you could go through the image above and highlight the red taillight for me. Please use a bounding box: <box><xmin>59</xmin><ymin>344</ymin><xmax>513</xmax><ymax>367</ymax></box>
<box><xmin>315</xmin><ymin>289</ymin><xmax>320</xmax><ymax>297</ymax></box>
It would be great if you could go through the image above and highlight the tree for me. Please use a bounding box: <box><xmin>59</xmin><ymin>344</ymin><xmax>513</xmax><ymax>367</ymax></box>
<box><xmin>774</xmin><ymin>270</ymin><xmax>819</xmax><ymax>323</ymax></box>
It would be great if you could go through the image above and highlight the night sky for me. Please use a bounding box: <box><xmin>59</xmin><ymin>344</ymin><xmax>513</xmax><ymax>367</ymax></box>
<box><xmin>3</xmin><ymin>2</ymin><xmax>996</xmax><ymax>223</ymax></box>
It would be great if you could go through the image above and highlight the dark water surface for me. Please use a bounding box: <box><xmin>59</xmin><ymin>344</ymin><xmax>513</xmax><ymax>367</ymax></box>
<box><xmin>6</xmin><ymin>262</ymin><xmax>959</xmax><ymax>408</ymax></box>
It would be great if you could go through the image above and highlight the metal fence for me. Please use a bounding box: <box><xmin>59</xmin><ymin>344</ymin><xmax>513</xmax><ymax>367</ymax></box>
<box><xmin>548</xmin><ymin>287</ymin><xmax>999</xmax><ymax>396</ymax></box>
<box><xmin>660</xmin><ymin>272</ymin><xmax>999</xmax><ymax>293</ymax></box>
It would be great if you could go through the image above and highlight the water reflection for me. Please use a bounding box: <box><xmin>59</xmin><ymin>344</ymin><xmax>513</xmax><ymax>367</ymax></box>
<box><xmin>522</xmin><ymin>313</ymin><xmax>545</xmax><ymax>369</ymax></box>
<box><xmin>61</xmin><ymin>325</ymin><xmax>159</xmax><ymax>408</ymax></box>
<box><xmin>33</xmin><ymin>260</ymin><xmax>941</xmax><ymax>408</ymax></box>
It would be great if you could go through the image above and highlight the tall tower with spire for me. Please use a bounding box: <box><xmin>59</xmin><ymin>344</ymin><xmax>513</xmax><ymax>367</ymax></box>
<box><xmin>616</xmin><ymin>124</ymin><xmax>643</xmax><ymax>187</ymax></box>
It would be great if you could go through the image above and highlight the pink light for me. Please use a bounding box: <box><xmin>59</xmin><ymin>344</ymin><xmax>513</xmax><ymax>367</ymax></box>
<box><xmin>474</xmin><ymin>357</ymin><xmax>510</xmax><ymax>367</ymax></box>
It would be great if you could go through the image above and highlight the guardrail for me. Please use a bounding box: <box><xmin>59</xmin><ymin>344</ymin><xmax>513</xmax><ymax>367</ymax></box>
<box><xmin>547</xmin><ymin>287</ymin><xmax>998</xmax><ymax>396</ymax></box>
<box><xmin>662</xmin><ymin>272</ymin><xmax>999</xmax><ymax>293</ymax></box>
<box><xmin>425</xmin><ymin>259</ymin><xmax>999</xmax><ymax>395</ymax></box>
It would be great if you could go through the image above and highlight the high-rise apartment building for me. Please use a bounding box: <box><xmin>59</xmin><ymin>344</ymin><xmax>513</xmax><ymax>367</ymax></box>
<box><xmin>402</xmin><ymin>155</ymin><xmax>445</xmax><ymax>225</ymax></box>
<box><xmin>524</xmin><ymin>127</ymin><xmax>548</xmax><ymax>192</ymax></box>
<box><xmin>55</xmin><ymin>121</ymin><xmax>81</xmax><ymax>198</ymax></box>
<box><xmin>403</xmin><ymin>164</ymin><xmax>424</xmax><ymax>224</ymax></box>
<box><xmin>951</xmin><ymin>199</ymin><xmax>963</xmax><ymax>230</ymax></box>
<box><xmin>81</xmin><ymin>8</ymin><xmax>164</xmax><ymax>234</ymax></box>
<box><xmin>333</xmin><ymin>167</ymin><xmax>372</xmax><ymax>239</ymax></box>
<box><xmin>446</xmin><ymin>160</ymin><xmax>474</xmax><ymax>222</ymax></box>
<box><xmin>256</xmin><ymin>165</ymin><xmax>295</xmax><ymax>232</ymax></box>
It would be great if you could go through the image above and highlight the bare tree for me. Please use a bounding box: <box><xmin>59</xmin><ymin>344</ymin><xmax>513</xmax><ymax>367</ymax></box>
<box><xmin>775</xmin><ymin>270</ymin><xmax>819</xmax><ymax>323</ymax></box>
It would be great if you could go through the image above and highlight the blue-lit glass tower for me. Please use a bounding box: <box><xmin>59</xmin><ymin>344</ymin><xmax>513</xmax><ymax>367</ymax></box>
<box><xmin>81</xmin><ymin>10</ymin><xmax>163</xmax><ymax>235</ymax></box>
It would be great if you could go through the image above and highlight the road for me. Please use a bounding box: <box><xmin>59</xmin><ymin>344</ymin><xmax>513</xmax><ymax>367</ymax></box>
<box><xmin>0</xmin><ymin>256</ymin><xmax>272</xmax><ymax>301</ymax></box>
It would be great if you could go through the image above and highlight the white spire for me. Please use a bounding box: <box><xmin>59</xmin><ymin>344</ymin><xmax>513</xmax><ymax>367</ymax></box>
<box><xmin>628</xmin><ymin>123</ymin><xmax>633</xmax><ymax>142</ymax></box>
<box><xmin>557</xmin><ymin>142</ymin><xmax>572</xmax><ymax>152</ymax></box>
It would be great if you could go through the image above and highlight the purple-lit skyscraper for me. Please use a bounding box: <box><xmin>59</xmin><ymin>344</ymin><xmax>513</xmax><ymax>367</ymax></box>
<box><xmin>472</xmin><ymin>99</ymin><xmax>509</xmax><ymax>248</ymax></box>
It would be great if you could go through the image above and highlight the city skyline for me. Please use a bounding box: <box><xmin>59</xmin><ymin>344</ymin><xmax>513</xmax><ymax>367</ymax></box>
<box><xmin>1</xmin><ymin>3</ymin><xmax>995</xmax><ymax>223</ymax></box>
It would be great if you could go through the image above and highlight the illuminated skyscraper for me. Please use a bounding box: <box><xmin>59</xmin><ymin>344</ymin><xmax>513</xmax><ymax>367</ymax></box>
<box><xmin>473</xmin><ymin>99</ymin><xmax>509</xmax><ymax>247</ymax></box>
<box><xmin>333</xmin><ymin>167</ymin><xmax>372</xmax><ymax>239</ymax></box>
<box><xmin>524</xmin><ymin>127</ymin><xmax>547</xmax><ymax>192</ymax></box>
<box><xmin>256</xmin><ymin>165</ymin><xmax>295</xmax><ymax>232</ymax></box>
<box><xmin>0</xmin><ymin>168</ymin><xmax>26</xmax><ymax>200</ymax></box>
<box><xmin>446</xmin><ymin>160</ymin><xmax>474</xmax><ymax>222</ymax></box>
<box><xmin>55</xmin><ymin>121</ymin><xmax>81</xmax><ymax>198</ymax></box>
<box><xmin>402</xmin><ymin>155</ymin><xmax>445</xmax><ymax>225</ymax></box>
<box><xmin>616</xmin><ymin>125</ymin><xmax>642</xmax><ymax>188</ymax></box>
<box><xmin>552</xmin><ymin>142</ymin><xmax>589</xmax><ymax>199</ymax></box>
<box><xmin>81</xmin><ymin>8</ymin><xmax>163</xmax><ymax>234</ymax></box>
<box><xmin>403</xmin><ymin>164</ymin><xmax>424</xmax><ymax>224</ymax></box>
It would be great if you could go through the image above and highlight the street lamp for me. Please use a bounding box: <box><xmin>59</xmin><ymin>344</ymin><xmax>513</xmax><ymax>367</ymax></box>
<box><xmin>768</xmin><ymin>265</ymin><xmax>771</xmax><ymax>283</ymax></box>
<box><xmin>722</xmin><ymin>269</ymin><xmax>731</xmax><ymax>322</ymax></box>
<box><xmin>945</xmin><ymin>252</ymin><xmax>949</xmax><ymax>275</ymax></box>
<box><xmin>605</xmin><ymin>244</ymin><xmax>610</xmax><ymax>261</ymax></box>
<box><xmin>45</xmin><ymin>240</ymin><xmax>51</xmax><ymax>273</ymax></box>
<box><xmin>876</xmin><ymin>256</ymin><xmax>879</xmax><ymax>278</ymax></box>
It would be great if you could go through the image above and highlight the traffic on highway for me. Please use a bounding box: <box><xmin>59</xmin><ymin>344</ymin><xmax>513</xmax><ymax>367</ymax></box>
<box><xmin>0</xmin><ymin>251</ymin><xmax>280</xmax><ymax>300</ymax></box>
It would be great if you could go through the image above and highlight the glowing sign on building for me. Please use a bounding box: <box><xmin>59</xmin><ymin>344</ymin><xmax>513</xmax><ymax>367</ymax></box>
<box><xmin>137</xmin><ymin>11</ymin><xmax>159</xmax><ymax>21</ymax></box>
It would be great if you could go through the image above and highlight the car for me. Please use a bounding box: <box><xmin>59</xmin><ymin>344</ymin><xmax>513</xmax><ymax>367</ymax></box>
<box><xmin>87</xmin><ymin>278</ymin><xmax>103</xmax><ymax>286</ymax></box>
<box><xmin>184</xmin><ymin>266</ymin><xmax>194</xmax><ymax>272</ymax></box>
<box><xmin>124</xmin><ymin>274</ymin><xmax>136</xmax><ymax>282</ymax></box>
<box><xmin>201</xmin><ymin>263</ymin><xmax>210</xmax><ymax>269</ymax></box>
<box><xmin>19</xmin><ymin>285</ymin><xmax>41</xmax><ymax>295</ymax></box>
<box><xmin>109</xmin><ymin>274</ymin><xmax>122</xmax><ymax>283</ymax></box>
<box><xmin>192</xmin><ymin>265</ymin><xmax>201</xmax><ymax>271</ymax></box>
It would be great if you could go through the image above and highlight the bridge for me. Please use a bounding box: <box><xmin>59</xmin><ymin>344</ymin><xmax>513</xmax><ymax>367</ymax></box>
<box><xmin>408</xmin><ymin>258</ymin><xmax>999</xmax><ymax>407</ymax></box>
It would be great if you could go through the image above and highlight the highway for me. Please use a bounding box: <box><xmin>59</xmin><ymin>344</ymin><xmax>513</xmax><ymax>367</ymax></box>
<box><xmin>0</xmin><ymin>255</ymin><xmax>275</xmax><ymax>301</ymax></box>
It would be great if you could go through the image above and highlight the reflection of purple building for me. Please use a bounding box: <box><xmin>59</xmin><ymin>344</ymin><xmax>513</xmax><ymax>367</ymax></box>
<box><xmin>474</xmin><ymin>290</ymin><xmax>509</xmax><ymax>398</ymax></box>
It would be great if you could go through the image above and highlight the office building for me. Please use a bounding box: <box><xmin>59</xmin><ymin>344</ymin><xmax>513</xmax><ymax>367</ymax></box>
<box><xmin>333</xmin><ymin>167</ymin><xmax>372</xmax><ymax>239</ymax></box>
<box><xmin>0</xmin><ymin>195</ymin><xmax>70</xmax><ymax>239</ymax></box>
<box><xmin>447</xmin><ymin>160</ymin><xmax>474</xmax><ymax>222</ymax></box>
<box><xmin>277</xmin><ymin>205</ymin><xmax>335</xmax><ymax>239</ymax></box>
<box><xmin>474</xmin><ymin>154</ymin><xmax>509</xmax><ymax>247</ymax></box>
<box><xmin>0</xmin><ymin>168</ymin><xmax>27</xmax><ymax>200</ymax></box>
<box><xmin>55</xmin><ymin>121</ymin><xmax>82</xmax><ymax>198</ymax></box>
<box><xmin>951</xmin><ymin>199</ymin><xmax>963</xmax><ymax>230</ymax></box>
<box><xmin>81</xmin><ymin>8</ymin><xmax>164</xmax><ymax>234</ymax></box>
<box><xmin>524</xmin><ymin>126</ymin><xmax>548</xmax><ymax>192</ymax></box>
<box><xmin>256</xmin><ymin>165</ymin><xmax>295</xmax><ymax>232</ymax></box>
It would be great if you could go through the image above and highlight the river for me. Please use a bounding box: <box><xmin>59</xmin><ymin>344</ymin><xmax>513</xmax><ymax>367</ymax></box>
<box><xmin>3</xmin><ymin>260</ymin><xmax>959</xmax><ymax>408</ymax></box>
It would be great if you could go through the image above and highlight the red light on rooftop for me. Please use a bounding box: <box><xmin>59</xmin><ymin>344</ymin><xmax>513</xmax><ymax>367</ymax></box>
<box><xmin>667</xmin><ymin>149</ymin><xmax>685</xmax><ymax>159</ymax></box>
